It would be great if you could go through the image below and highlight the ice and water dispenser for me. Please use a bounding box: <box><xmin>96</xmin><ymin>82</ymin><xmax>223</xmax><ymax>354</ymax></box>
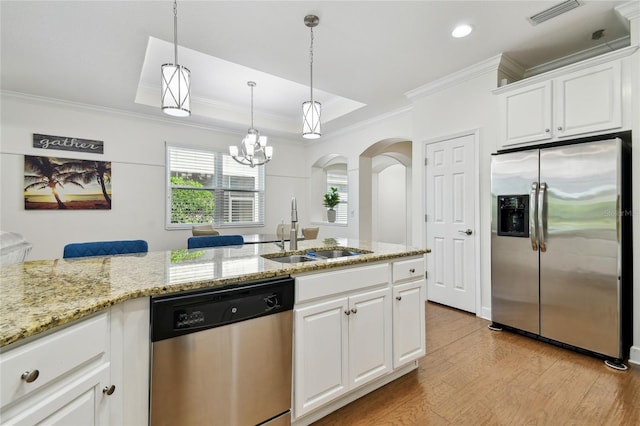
<box><xmin>497</xmin><ymin>195</ymin><xmax>529</xmax><ymax>237</ymax></box>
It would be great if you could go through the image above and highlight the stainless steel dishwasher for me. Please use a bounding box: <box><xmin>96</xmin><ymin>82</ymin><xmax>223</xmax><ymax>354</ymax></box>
<box><xmin>150</xmin><ymin>276</ymin><xmax>294</xmax><ymax>426</ymax></box>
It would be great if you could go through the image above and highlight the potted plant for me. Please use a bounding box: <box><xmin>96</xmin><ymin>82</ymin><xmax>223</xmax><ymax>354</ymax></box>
<box><xmin>323</xmin><ymin>187</ymin><xmax>340</xmax><ymax>223</ymax></box>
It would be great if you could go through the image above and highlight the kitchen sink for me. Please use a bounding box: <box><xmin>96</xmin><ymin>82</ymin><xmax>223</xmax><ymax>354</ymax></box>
<box><xmin>307</xmin><ymin>249</ymin><xmax>364</xmax><ymax>258</ymax></box>
<box><xmin>263</xmin><ymin>254</ymin><xmax>319</xmax><ymax>263</ymax></box>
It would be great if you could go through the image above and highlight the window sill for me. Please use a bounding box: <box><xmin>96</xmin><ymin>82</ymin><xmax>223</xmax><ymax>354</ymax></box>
<box><xmin>310</xmin><ymin>221</ymin><xmax>348</xmax><ymax>227</ymax></box>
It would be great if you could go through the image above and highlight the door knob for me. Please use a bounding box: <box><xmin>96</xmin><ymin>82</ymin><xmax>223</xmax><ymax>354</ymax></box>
<box><xmin>458</xmin><ymin>229</ymin><xmax>473</xmax><ymax>235</ymax></box>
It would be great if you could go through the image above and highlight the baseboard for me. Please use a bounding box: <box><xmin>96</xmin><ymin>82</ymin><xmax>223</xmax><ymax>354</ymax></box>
<box><xmin>292</xmin><ymin>361</ymin><xmax>418</xmax><ymax>425</ymax></box>
<box><xmin>480</xmin><ymin>306</ymin><xmax>491</xmax><ymax>321</ymax></box>
<box><xmin>629</xmin><ymin>346</ymin><xmax>640</xmax><ymax>366</ymax></box>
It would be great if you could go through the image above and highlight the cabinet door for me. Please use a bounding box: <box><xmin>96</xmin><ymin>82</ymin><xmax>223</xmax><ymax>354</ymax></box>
<box><xmin>554</xmin><ymin>61</ymin><xmax>621</xmax><ymax>138</ymax></box>
<box><xmin>2</xmin><ymin>363</ymin><xmax>110</xmax><ymax>425</ymax></box>
<box><xmin>348</xmin><ymin>288</ymin><xmax>392</xmax><ymax>388</ymax></box>
<box><xmin>392</xmin><ymin>281</ymin><xmax>426</xmax><ymax>368</ymax></box>
<box><xmin>294</xmin><ymin>297</ymin><xmax>349</xmax><ymax>417</ymax></box>
<box><xmin>500</xmin><ymin>81</ymin><xmax>552</xmax><ymax>147</ymax></box>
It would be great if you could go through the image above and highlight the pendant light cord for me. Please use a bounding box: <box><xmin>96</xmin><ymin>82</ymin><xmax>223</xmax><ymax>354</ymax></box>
<box><xmin>309</xmin><ymin>27</ymin><xmax>314</xmax><ymax>103</ymax></box>
<box><xmin>173</xmin><ymin>0</ymin><xmax>178</xmax><ymax>65</ymax></box>
<box><xmin>250</xmin><ymin>83</ymin><xmax>254</xmax><ymax>129</ymax></box>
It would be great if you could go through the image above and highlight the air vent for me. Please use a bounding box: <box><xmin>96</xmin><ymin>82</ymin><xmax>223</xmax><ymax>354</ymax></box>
<box><xmin>528</xmin><ymin>0</ymin><xmax>581</xmax><ymax>26</ymax></box>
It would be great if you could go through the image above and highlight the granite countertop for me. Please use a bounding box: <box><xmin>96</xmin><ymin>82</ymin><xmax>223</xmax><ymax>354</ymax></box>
<box><xmin>0</xmin><ymin>238</ymin><xmax>429</xmax><ymax>349</ymax></box>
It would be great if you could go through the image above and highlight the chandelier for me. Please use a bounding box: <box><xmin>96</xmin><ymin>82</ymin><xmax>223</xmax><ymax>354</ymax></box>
<box><xmin>302</xmin><ymin>14</ymin><xmax>321</xmax><ymax>139</ymax></box>
<box><xmin>161</xmin><ymin>0</ymin><xmax>191</xmax><ymax>117</ymax></box>
<box><xmin>229</xmin><ymin>81</ymin><xmax>273</xmax><ymax>168</ymax></box>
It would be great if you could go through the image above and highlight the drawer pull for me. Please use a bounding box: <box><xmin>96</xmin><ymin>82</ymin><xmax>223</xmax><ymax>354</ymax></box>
<box><xmin>103</xmin><ymin>385</ymin><xmax>116</xmax><ymax>395</ymax></box>
<box><xmin>396</xmin><ymin>296</ymin><xmax>402</xmax><ymax>301</ymax></box>
<box><xmin>21</xmin><ymin>370</ymin><xmax>40</xmax><ymax>383</ymax></box>
<box><xmin>409</xmin><ymin>268</ymin><xmax>416</xmax><ymax>273</ymax></box>
<box><xmin>351</xmin><ymin>308</ymin><xmax>358</xmax><ymax>314</ymax></box>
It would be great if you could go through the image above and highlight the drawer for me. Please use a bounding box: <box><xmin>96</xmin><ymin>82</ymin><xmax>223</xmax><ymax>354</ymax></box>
<box><xmin>1</xmin><ymin>313</ymin><xmax>108</xmax><ymax>408</ymax></box>
<box><xmin>392</xmin><ymin>257</ymin><xmax>425</xmax><ymax>284</ymax></box>
<box><xmin>295</xmin><ymin>263</ymin><xmax>389</xmax><ymax>303</ymax></box>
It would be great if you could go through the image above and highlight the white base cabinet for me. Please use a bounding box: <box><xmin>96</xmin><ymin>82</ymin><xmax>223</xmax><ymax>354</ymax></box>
<box><xmin>293</xmin><ymin>264</ymin><xmax>392</xmax><ymax>418</ymax></box>
<box><xmin>392</xmin><ymin>257</ymin><xmax>426</xmax><ymax>368</ymax></box>
<box><xmin>0</xmin><ymin>313</ymin><xmax>116</xmax><ymax>426</ymax></box>
<box><xmin>392</xmin><ymin>282</ymin><xmax>426</xmax><ymax>368</ymax></box>
<box><xmin>293</xmin><ymin>257</ymin><xmax>425</xmax><ymax>422</ymax></box>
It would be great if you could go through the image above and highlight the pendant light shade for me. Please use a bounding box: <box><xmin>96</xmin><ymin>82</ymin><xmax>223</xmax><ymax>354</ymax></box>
<box><xmin>302</xmin><ymin>15</ymin><xmax>321</xmax><ymax>139</ymax></box>
<box><xmin>302</xmin><ymin>100</ymin><xmax>321</xmax><ymax>139</ymax></box>
<box><xmin>161</xmin><ymin>0</ymin><xmax>191</xmax><ymax>117</ymax></box>
<box><xmin>161</xmin><ymin>64</ymin><xmax>191</xmax><ymax>117</ymax></box>
<box><xmin>229</xmin><ymin>81</ymin><xmax>272</xmax><ymax>168</ymax></box>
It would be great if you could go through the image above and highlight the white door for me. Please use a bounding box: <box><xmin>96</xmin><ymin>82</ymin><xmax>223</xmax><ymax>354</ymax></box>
<box><xmin>293</xmin><ymin>297</ymin><xmax>349</xmax><ymax>417</ymax></box>
<box><xmin>392</xmin><ymin>281</ymin><xmax>426</xmax><ymax>368</ymax></box>
<box><xmin>425</xmin><ymin>134</ymin><xmax>476</xmax><ymax>312</ymax></box>
<box><xmin>348</xmin><ymin>288</ymin><xmax>392</xmax><ymax>388</ymax></box>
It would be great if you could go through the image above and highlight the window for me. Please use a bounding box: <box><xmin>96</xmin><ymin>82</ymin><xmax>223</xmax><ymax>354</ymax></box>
<box><xmin>326</xmin><ymin>164</ymin><xmax>348</xmax><ymax>224</ymax></box>
<box><xmin>167</xmin><ymin>145</ymin><xmax>265</xmax><ymax>228</ymax></box>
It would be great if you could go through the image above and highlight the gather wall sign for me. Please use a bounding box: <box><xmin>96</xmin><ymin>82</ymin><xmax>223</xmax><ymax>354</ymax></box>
<box><xmin>33</xmin><ymin>133</ymin><xmax>104</xmax><ymax>155</ymax></box>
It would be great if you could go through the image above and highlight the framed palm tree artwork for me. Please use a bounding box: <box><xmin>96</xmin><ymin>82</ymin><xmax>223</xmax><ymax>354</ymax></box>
<box><xmin>24</xmin><ymin>155</ymin><xmax>112</xmax><ymax>210</ymax></box>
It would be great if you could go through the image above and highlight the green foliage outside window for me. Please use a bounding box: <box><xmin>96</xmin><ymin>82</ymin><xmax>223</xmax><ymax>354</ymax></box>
<box><xmin>170</xmin><ymin>176</ymin><xmax>215</xmax><ymax>224</ymax></box>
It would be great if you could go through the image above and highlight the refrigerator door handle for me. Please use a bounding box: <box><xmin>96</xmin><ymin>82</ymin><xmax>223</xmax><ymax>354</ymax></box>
<box><xmin>530</xmin><ymin>182</ymin><xmax>538</xmax><ymax>251</ymax></box>
<box><xmin>538</xmin><ymin>182</ymin><xmax>547</xmax><ymax>252</ymax></box>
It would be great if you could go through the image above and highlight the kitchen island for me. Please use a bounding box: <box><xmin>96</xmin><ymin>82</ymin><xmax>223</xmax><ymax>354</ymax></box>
<box><xmin>0</xmin><ymin>238</ymin><xmax>429</xmax><ymax>425</ymax></box>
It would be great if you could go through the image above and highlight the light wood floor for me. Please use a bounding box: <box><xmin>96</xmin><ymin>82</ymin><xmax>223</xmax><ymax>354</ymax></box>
<box><xmin>313</xmin><ymin>302</ymin><xmax>640</xmax><ymax>425</ymax></box>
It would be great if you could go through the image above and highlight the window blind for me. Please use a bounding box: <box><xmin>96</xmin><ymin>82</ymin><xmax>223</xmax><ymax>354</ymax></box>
<box><xmin>326</xmin><ymin>165</ymin><xmax>348</xmax><ymax>224</ymax></box>
<box><xmin>167</xmin><ymin>145</ymin><xmax>265</xmax><ymax>228</ymax></box>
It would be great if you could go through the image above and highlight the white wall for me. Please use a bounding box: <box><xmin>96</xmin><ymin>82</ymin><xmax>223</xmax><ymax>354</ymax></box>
<box><xmin>305</xmin><ymin>110</ymin><xmax>414</xmax><ymax>242</ymax></box>
<box><xmin>374</xmin><ymin>163</ymin><xmax>407</xmax><ymax>244</ymax></box>
<box><xmin>0</xmin><ymin>94</ymin><xmax>306</xmax><ymax>260</ymax></box>
<box><xmin>410</xmin><ymin>70</ymin><xmax>499</xmax><ymax>319</ymax></box>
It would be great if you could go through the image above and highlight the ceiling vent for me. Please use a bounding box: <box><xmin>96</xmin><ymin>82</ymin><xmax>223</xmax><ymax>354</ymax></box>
<box><xmin>528</xmin><ymin>0</ymin><xmax>581</xmax><ymax>26</ymax></box>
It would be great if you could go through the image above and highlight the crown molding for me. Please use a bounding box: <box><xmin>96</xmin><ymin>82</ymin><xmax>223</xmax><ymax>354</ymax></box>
<box><xmin>493</xmin><ymin>45</ymin><xmax>639</xmax><ymax>94</ymax></box>
<box><xmin>523</xmin><ymin>36</ymin><xmax>631</xmax><ymax>78</ymax></box>
<box><xmin>318</xmin><ymin>105</ymin><xmax>413</xmax><ymax>143</ymax></box>
<box><xmin>404</xmin><ymin>54</ymin><xmax>504</xmax><ymax>100</ymax></box>
<box><xmin>0</xmin><ymin>90</ymin><xmax>302</xmax><ymax>145</ymax></box>
<box><xmin>616</xmin><ymin>1</ymin><xmax>640</xmax><ymax>21</ymax></box>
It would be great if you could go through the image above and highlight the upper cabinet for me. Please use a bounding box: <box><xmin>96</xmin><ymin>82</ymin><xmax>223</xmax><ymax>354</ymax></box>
<box><xmin>496</xmin><ymin>47</ymin><xmax>636</xmax><ymax>150</ymax></box>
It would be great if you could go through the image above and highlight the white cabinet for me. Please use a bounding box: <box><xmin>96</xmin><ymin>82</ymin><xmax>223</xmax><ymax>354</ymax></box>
<box><xmin>293</xmin><ymin>264</ymin><xmax>392</xmax><ymax>418</ymax></box>
<box><xmin>391</xmin><ymin>258</ymin><xmax>426</xmax><ymax>368</ymax></box>
<box><xmin>498</xmin><ymin>57</ymin><xmax>623</xmax><ymax>149</ymax></box>
<box><xmin>348</xmin><ymin>288</ymin><xmax>392</xmax><ymax>387</ymax></box>
<box><xmin>0</xmin><ymin>313</ymin><xmax>115</xmax><ymax>425</ymax></box>
<box><xmin>294</xmin><ymin>296</ymin><xmax>349</xmax><ymax>415</ymax></box>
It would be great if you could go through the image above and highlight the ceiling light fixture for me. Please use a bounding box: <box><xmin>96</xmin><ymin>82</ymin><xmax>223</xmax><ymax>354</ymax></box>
<box><xmin>161</xmin><ymin>0</ymin><xmax>191</xmax><ymax>117</ymax></box>
<box><xmin>302</xmin><ymin>14</ymin><xmax>321</xmax><ymax>139</ymax></box>
<box><xmin>452</xmin><ymin>24</ymin><xmax>473</xmax><ymax>38</ymax></box>
<box><xmin>229</xmin><ymin>81</ymin><xmax>272</xmax><ymax>168</ymax></box>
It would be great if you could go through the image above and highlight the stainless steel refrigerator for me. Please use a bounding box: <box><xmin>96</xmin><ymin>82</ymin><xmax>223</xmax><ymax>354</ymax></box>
<box><xmin>490</xmin><ymin>136</ymin><xmax>632</xmax><ymax>365</ymax></box>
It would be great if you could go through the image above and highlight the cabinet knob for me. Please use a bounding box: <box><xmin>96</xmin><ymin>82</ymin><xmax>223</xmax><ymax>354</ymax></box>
<box><xmin>344</xmin><ymin>310</ymin><xmax>351</xmax><ymax>316</ymax></box>
<box><xmin>351</xmin><ymin>308</ymin><xmax>357</xmax><ymax>314</ymax></box>
<box><xmin>396</xmin><ymin>296</ymin><xmax>402</xmax><ymax>301</ymax></box>
<box><xmin>557</xmin><ymin>126</ymin><xmax>563</xmax><ymax>131</ymax></box>
<box><xmin>544</xmin><ymin>128</ymin><xmax>550</xmax><ymax>133</ymax></box>
<box><xmin>21</xmin><ymin>370</ymin><xmax>39</xmax><ymax>383</ymax></box>
<box><xmin>103</xmin><ymin>385</ymin><xmax>116</xmax><ymax>395</ymax></box>
<box><xmin>409</xmin><ymin>268</ymin><xmax>416</xmax><ymax>273</ymax></box>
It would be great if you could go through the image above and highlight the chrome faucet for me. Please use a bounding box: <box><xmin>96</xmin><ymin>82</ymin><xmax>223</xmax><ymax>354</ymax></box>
<box><xmin>290</xmin><ymin>197</ymin><xmax>298</xmax><ymax>250</ymax></box>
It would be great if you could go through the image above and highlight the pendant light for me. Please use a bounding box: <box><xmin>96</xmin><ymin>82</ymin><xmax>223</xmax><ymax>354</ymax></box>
<box><xmin>161</xmin><ymin>0</ymin><xmax>191</xmax><ymax>117</ymax></box>
<box><xmin>302</xmin><ymin>14</ymin><xmax>321</xmax><ymax>139</ymax></box>
<box><xmin>229</xmin><ymin>81</ymin><xmax>273</xmax><ymax>168</ymax></box>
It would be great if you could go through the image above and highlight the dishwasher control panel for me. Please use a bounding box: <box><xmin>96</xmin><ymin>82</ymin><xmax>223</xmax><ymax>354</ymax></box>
<box><xmin>151</xmin><ymin>276</ymin><xmax>294</xmax><ymax>342</ymax></box>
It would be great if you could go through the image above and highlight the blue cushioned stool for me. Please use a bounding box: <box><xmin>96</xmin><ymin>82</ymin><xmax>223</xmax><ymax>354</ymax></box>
<box><xmin>187</xmin><ymin>235</ymin><xmax>244</xmax><ymax>249</ymax></box>
<box><xmin>63</xmin><ymin>240</ymin><xmax>148</xmax><ymax>258</ymax></box>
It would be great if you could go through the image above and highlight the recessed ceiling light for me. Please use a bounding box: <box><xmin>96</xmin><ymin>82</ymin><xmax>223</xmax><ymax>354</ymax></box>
<box><xmin>452</xmin><ymin>24</ymin><xmax>473</xmax><ymax>38</ymax></box>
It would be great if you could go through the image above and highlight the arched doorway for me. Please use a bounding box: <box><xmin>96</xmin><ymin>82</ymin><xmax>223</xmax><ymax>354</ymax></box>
<box><xmin>360</xmin><ymin>139</ymin><xmax>412</xmax><ymax>244</ymax></box>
